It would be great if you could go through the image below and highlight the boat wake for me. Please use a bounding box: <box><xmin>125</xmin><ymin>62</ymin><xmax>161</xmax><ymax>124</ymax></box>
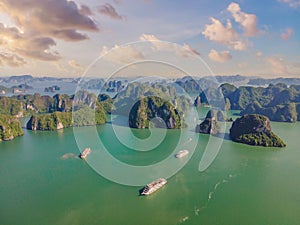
<box><xmin>179</xmin><ymin>216</ymin><xmax>189</xmax><ymax>223</ymax></box>
<box><xmin>60</xmin><ymin>153</ymin><xmax>77</xmax><ymax>160</ymax></box>
<box><xmin>195</xmin><ymin>173</ymin><xmax>237</xmax><ymax>216</ymax></box>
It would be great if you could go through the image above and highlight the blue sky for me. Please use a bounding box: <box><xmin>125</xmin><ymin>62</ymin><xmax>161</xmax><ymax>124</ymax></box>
<box><xmin>0</xmin><ymin>0</ymin><xmax>299</xmax><ymax>78</ymax></box>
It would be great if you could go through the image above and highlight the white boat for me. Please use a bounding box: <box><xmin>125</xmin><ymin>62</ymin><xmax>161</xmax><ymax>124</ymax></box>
<box><xmin>175</xmin><ymin>150</ymin><xmax>189</xmax><ymax>158</ymax></box>
<box><xmin>79</xmin><ymin>147</ymin><xmax>91</xmax><ymax>159</ymax></box>
<box><xmin>141</xmin><ymin>178</ymin><xmax>167</xmax><ymax>195</ymax></box>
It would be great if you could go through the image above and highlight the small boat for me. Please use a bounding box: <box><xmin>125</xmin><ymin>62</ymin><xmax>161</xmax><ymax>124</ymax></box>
<box><xmin>141</xmin><ymin>178</ymin><xmax>167</xmax><ymax>195</ymax></box>
<box><xmin>79</xmin><ymin>147</ymin><xmax>91</xmax><ymax>159</ymax></box>
<box><xmin>175</xmin><ymin>150</ymin><xmax>189</xmax><ymax>158</ymax></box>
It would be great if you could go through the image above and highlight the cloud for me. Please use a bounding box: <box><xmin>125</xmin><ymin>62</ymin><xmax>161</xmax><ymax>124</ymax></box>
<box><xmin>68</xmin><ymin>60</ymin><xmax>83</xmax><ymax>69</ymax></box>
<box><xmin>0</xmin><ymin>0</ymin><xmax>98</xmax><ymax>39</ymax></box>
<box><xmin>0</xmin><ymin>0</ymin><xmax>99</xmax><ymax>66</ymax></box>
<box><xmin>79</xmin><ymin>5</ymin><xmax>93</xmax><ymax>16</ymax></box>
<box><xmin>100</xmin><ymin>45</ymin><xmax>145</xmax><ymax>64</ymax></box>
<box><xmin>281</xmin><ymin>28</ymin><xmax>293</xmax><ymax>40</ymax></box>
<box><xmin>0</xmin><ymin>53</ymin><xmax>26</xmax><ymax>67</ymax></box>
<box><xmin>227</xmin><ymin>2</ymin><xmax>259</xmax><ymax>37</ymax></box>
<box><xmin>202</xmin><ymin>17</ymin><xmax>247</xmax><ymax>51</ymax></box>
<box><xmin>98</xmin><ymin>3</ymin><xmax>124</xmax><ymax>20</ymax></box>
<box><xmin>266</xmin><ymin>56</ymin><xmax>288</xmax><ymax>74</ymax></box>
<box><xmin>139</xmin><ymin>34</ymin><xmax>200</xmax><ymax>57</ymax></box>
<box><xmin>256</xmin><ymin>51</ymin><xmax>262</xmax><ymax>57</ymax></box>
<box><xmin>180</xmin><ymin>44</ymin><xmax>201</xmax><ymax>57</ymax></box>
<box><xmin>278</xmin><ymin>0</ymin><xmax>300</xmax><ymax>8</ymax></box>
<box><xmin>0</xmin><ymin>23</ymin><xmax>60</xmax><ymax>61</ymax></box>
<box><xmin>208</xmin><ymin>49</ymin><xmax>232</xmax><ymax>62</ymax></box>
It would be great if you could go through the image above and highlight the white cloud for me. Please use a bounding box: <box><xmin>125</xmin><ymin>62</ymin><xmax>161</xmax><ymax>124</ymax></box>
<box><xmin>278</xmin><ymin>0</ymin><xmax>300</xmax><ymax>8</ymax></box>
<box><xmin>208</xmin><ymin>49</ymin><xmax>232</xmax><ymax>63</ymax></box>
<box><xmin>227</xmin><ymin>2</ymin><xmax>259</xmax><ymax>37</ymax></box>
<box><xmin>139</xmin><ymin>34</ymin><xmax>200</xmax><ymax>57</ymax></box>
<box><xmin>100</xmin><ymin>45</ymin><xmax>145</xmax><ymax>64</ymax></box>
<box><xmin>281</xmin><ymin>28</ymin><xmax>293</xmax><ymax>40</ymax></box>
<box><xmin>266</xmin><ymin>56</ymin><xmax>288</xmax><ymax>74</ymax></box>
<box><xmin>0</xmin><ymin>53</ymin><xmax>26</xmax><ymax>67</ymax></box>
<box><xmin>68</xmin><ymin>60</ymin><xmax>83</xmax><ymax>69</ymax></box>
<box><xmin>256</xmin><ymin>51</ymin><xmax>262</xmax><ymax>57</ymax></box>
<box><xmin>202</xmin><ymin>17</ymin><xmax>247</xmax><ymax>51</ymax></box>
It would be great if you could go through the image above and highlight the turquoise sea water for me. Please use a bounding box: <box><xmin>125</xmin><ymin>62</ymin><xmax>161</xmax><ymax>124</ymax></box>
<box><xmin>0</xmin><ymin>117</ymin><xmax>300</xmax><ymax>225</ymax></box>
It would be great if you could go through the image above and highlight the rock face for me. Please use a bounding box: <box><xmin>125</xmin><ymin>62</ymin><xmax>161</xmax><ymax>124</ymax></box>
<box><xmin>129</xmin><ymin>96</ymin><xmax>184</xmax><ymax>129</ymax></box>
<box><xmin>195</xmin><ymin>109</ymin><xmax>223</xmax><ymax>135</ymax></box>
<box><xmin>27</xmin><ymin>112</ymin><xmax>72</xmax><ymax>131</ymax></box>
<box><xmin>194</xmin><ymin>96</ymin><xmax>201</xmax><ymax>107</ymax></box>
<box><xmin>230</xmin><ymin>114</ymin><xmax>286</xmax><ymax>147</ymax></box>
<box><xmin>241</xmin><ymin>102</ymin><xmax>297</xmax><ymax>123</ymax></box>
<box><xmin>0</xmin><ymin>114</ymin><xmax>23</xmax><ymax>141</ymax></box>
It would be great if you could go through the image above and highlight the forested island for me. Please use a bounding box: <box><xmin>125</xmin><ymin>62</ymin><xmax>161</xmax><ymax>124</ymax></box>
<box><xmin>129</xmin><ymin>96</ymin><xmax>184</xmax><ymax>129</ymax></box>
<box><xmin>195</xmin><ymin>109</ymin><xmax>227</xmax><ymax>135</ymax></box>
<box><xmin>191</xmin><ymin>83</ymin><xmax>300</xmax><ymax>122</ymax></box>
<box><xmin>0</xmin><ymin>90</ymin><xmax>112</xmax><ymax>137</ymax></box>
<box><xmin>230</xmin><ymin>114</ymin><xmax>286</xmax><ymax>147</ymax></box>
<box><xmin>0</xmin><ymin>76</ymin><xmax>296</xmax><ymax>147</ymax></box>
<box><xmin>0</xmin><ymin>114</ymin><xmax>23</xmax><ymax>141</ymax></box>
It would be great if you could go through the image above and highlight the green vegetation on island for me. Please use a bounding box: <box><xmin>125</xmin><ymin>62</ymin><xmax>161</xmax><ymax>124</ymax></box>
<box><xmin>0</xmin><ymin>114</ymin><xmax>23</xmax><ymax>141</ymax></box>
<box><xmin>195</xmin><ymin>83</ymin><xmax>300</xmax><ymax>122</ymax></box>
<box><xmin>113</xmin><ymin>82</ymin><xmax>191</xmax><ymax>116</ymax></box>
<box><xmin>129</xmin><ymin>96</ymin><xmax>184</xmax><ymax>129</ymax></box>
<box><xmin>229</xmin><ymin>114</ymin><xmax>286</xmax><ymax>147</ymax></box>
<box><xmin>27</xmin><ymin>105</ymin><xmax>107</xmax><ymax>131</ymax></box>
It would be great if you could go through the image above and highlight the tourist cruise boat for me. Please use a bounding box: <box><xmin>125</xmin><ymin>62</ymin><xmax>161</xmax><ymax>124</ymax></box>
<box><xmin>79</xmin><ymin>147</ymin><xmax>91</xmax><ymax>159</ymax></box>
<box><xmin>175</xmin><ymin>150</ymin><xmax>189</xmax><ymax>158</ymax></box>
<box><xmin>141</xmin><ymin>178</ymin><xmax>167</xmax><ymax>195</ymax></box>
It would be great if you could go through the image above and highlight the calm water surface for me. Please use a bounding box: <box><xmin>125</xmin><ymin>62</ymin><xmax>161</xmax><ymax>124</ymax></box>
<box><xmin>0</xmin><ymin>116</ymin><xmax>299</xmax><ymax>225</ymax></box>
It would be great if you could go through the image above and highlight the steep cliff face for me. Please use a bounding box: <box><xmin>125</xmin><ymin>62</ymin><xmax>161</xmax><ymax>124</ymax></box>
<box><xmin>53</xmin><ymin>94</ymin><xmax>73</xmax><ymax>112</ymax></box>
<box><xmin>229</xmin><ymin>114</ymin><xmax>286</xmax><ymax>147</ymax></box>
<box><xmin>128</xmin><ymin>96</ymin><xmax>184</xmax><ymax>129</ymax></box>
<box><xmin>194</xmin><ymin>96</ymin><xmax>201</xmax><ymax>107</ymax></box>
<box><xmin>26</xmin><ymin>112</ymin><xmax>72</xmax><ymax>131</ymax></box>
<box><xmin>0</xmin><ymin>114</ymin><xmax>23</xmax><ymax>141</ymax></box>
<box><xmin>195</xmin><ymin>109</ymin><xmax>224</xmax><ymax>135</ymax></box>
<box><xmin>26</xmin><ymin>105</ymin><xmax>107</xmax><ymax>131</ymax></box>
<box><xmin>241</xmin><ymin>102</ymin><xmax>297</xmax><ymax>123</ymax></box>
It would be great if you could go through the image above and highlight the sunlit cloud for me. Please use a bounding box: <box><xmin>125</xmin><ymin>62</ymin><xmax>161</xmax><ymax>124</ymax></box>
<box><xmin>266</xmin><ymin>55</ymin><xmax>288</xmax><ymax>74</ymax></box>
<box><xmin>227</xmin><ymin>2</ymin><xmax>260</xmax><ymax>37</ymax></box>
<box><xmin>256</xmin><ymin>51</ymin><xmax>262</xmax><ymax>57</ymax></box>
<box><xmin>79</xmin><ymin>4</ymin><xmax>93</xmax><ymax>16</ymax></box>
<box><xmin>140</xmin><ymin>34</ymin><xmax>200</xmax><ymax>57</ymax></box>
<box><xmin>281</xmin><ymin>28</ymin><xmax>293</xmax><ymax>40</ymax></box>
<box><xmin>0</xmin><ymin>53</ymin><xmax>26</xmax><ymax>67</ymax></box>
<box><xmin>68</xmin><ymin>60</ymin><xmax>84</xmax><ymax>70</ymax></box>
<box><xmin>208</xmin><ymin>49</ymin><xmax>232</xmax><ymax>63</ymax></box>
<box><xmin>278</xmin><ymin>0</ymin><xmax>300</xmax><ymax>8</ymax></box>
<box><xmin>100</xmin><ymin>45</ymin><xmax>145</xmax><ymax>64</ymax></box>
<box><xmin>98</xmin><ymin>3</ymin><xmax>124</xmax><ymax>20</ymax></box>
<box><xmin>0</xmin><ymin>0</ymin><xmax>99</xmax><ymax>67</ymax></box>
<box><xmin>202</xmin><ymin>17</ymin><xmax>247</xmax><ymax>51</ymax></box>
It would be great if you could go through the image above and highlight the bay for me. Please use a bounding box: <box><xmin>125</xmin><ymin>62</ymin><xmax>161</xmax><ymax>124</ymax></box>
<box><xmin>0</xmin><ymin>118</ymin><xmax>299</xmax><ymax>225</ymax></box>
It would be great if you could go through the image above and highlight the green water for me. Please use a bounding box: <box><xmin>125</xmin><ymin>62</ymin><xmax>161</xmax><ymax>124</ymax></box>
<box><xmin>0</xmin><ymin>119</ymin><xmax>300</xmax><ymax>225</ymax></box>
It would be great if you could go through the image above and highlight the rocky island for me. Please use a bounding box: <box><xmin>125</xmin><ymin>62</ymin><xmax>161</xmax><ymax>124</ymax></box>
<box><xmin>195</xmin><ymin>109</ymin><xmax>226</xmax><ymax>135</ymax></box>
<box><xmin>230</xmin><ymin>114</ymin><xmax>286</xmax><ymax>147</ymax></box>
<box><xmin>0</xmin><ymin>114</ymin><xmax>23</xmax><ymax>141</ymax></box>
<box><xmin>129</xmin><ymin>96</ymin><xmax>184</xmax><ymax>129</ymax></box>
<box><xmin>27</xmin><ymin>105</ymin><xmax>107</xmax><ymax>131</ymax></box>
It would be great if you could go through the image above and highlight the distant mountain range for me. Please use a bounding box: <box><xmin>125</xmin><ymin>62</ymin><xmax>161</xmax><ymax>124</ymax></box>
<box><xmin>1</xmin><ymin>74</ymin><xmax>300</xmax><ymax>86</ymax></box>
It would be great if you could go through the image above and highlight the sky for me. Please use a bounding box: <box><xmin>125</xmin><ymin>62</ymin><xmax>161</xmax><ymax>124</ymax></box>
<box><xmin>0</xmin><ymin>0</ymin><xmax>299</xmax><ymax>78</ymax></box>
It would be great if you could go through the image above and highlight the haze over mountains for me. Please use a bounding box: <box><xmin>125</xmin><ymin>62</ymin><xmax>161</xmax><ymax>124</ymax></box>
<box><xmin>1</xmin><ymin>74</ymin><xmax>300</xmax><ymax>87</ymax></box>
